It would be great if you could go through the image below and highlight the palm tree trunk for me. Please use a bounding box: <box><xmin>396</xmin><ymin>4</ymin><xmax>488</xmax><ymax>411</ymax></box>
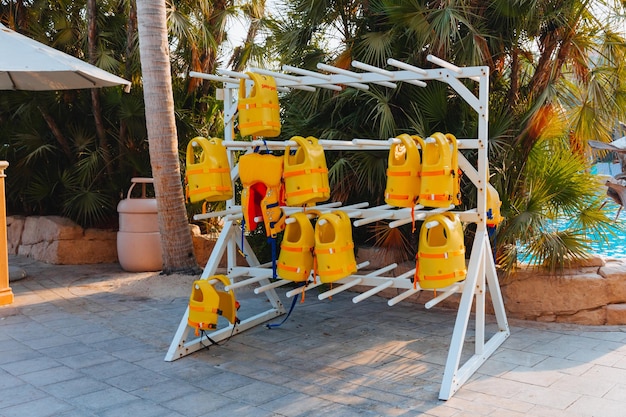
<box><xmin>118</xmin><ymin>0</ymin><xmax>137</xmax><ymax>167</ymax></box>
<box><xmin>87</xmin><ymin>0</ymin><xmax>112</xmax><ymax>176</ymax></box>
<box><xmin>135</xmin><ymin>0</ymin><xmax>198</xmax><ymax>274</ymax></box>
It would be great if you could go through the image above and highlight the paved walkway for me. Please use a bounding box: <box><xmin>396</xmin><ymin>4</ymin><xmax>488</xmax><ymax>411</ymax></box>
<box><xmin>1</xmin><ymin>255</ymin><xmax>626</xmax><ymax>417</ymax></box>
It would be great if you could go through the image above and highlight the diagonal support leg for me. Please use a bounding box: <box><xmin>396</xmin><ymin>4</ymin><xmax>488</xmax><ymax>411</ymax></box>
<box><xmin>438</xmin><ymin>230</ymin><xmax>510</xmax><ymax>400</ymax></box>
<box><xmin>165</xmin><ymin>220</ymin><xmax>286</xmax><ymax>361</ymax></box>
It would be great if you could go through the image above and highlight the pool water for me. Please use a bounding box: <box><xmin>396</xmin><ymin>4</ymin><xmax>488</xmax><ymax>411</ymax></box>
<box><xmin>518</xmin><ymin>201</ymin><xmax>626</xmax><ymax>260</ymax></box>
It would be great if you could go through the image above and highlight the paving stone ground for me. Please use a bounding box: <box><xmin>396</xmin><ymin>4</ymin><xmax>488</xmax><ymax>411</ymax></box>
<box><xmin>2</xmin><ymin>255</ymin><xmax>626</xmax><ymax>417</ymax></box>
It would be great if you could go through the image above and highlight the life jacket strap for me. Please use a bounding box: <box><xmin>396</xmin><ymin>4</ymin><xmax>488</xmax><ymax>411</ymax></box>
<box><xmin>314</xmin><ymin>242</ymin><xmax>354</xmax><ymax>255</ymax></box>
<box><xmin>421</xmin><ymin>169</ymin><xmax>452</xmax><ymax>177</ymax></box>
<box><xmin>385</xmin><ymin>193</ymin><xmax>410</xmax><ymax>201</ymax></box>
<box><xmin>419</xmin><ymin>249</ymin><xmax>465</xmax><ymax>259</ymax></box>
<box><xmin>239</xmin><ymin>120</ymin><xmax>281</xmax><ymax>130</ymax></box>
<box><xmin>238</xmin><ymin>102</ymin><xmax>280</xmax><ymax>111</ymax></box>
<box><xmin>283</xmin><ymin>167</ymin><xmax>328</xmax><ymax>178</ymax></box>
<box><xmin>280</xmin><ymin>244</ymin><xmax>312</xmax><ymax>253</ymax></box>
<box><xmin>386</xmin><ymin>170</ymin><xmax>415</xmax><ymax>177</ymax></box>
<box><xmin>420</xmin><ymin>193</ymin><xmax>452</xmax><ymax>201</ymax></box>
<box><xmin>189</xmin><ymin>185</ymin><xmax>232</xmax><ymax>197</ymax></box>
<box><xmin>186</xmin><ymin>167</ymin><xmax>230</xmax><ymax>175</ymax></box>
<box><xmin>420</xmin><ymin>269</ymin><xmax>467</xmax><ymax>281</ymax></box>
<box><xmin>285</xmin><ymin>187</ymin><xmax>331</xmax><ymax>199</ymax></box>
<box><xmin>319</xmin><ymin>263</ymin><xmax>358</xmax><ymax>278</ymax></box>
<box><xmin>277</xmin><ymin>261</ymin><xmax>301</xmax><ymax>273</ymax></box>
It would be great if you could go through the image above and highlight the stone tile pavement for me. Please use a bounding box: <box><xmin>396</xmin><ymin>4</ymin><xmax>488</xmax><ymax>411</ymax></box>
<box><xmin>2</xmin><ymin>255</ymin><xmax>626</xmax><ymax>416</ymax></box>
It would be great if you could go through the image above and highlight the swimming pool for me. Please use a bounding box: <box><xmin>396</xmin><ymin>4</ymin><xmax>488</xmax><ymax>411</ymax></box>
<box><xmin>517</xmin><ymin>201</ymin><xmax>626</xmax><ymax>260</ymax></box>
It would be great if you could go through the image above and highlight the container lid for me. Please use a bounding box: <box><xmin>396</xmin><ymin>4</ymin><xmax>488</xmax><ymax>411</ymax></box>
<box><xmin>117</xmin><ymin>197</ymin><xmax>158</xmax><ymax>213</ymax></box>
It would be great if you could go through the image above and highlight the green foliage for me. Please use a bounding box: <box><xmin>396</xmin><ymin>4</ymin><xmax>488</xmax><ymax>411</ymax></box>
<box><xmin>0</xmin><ymin>0</ymin><xmax>232</xmax><ymax>228</ymax></box>
<box><xmin>495</xmin><ymin>138</ymin><xmax>618</xmax><ymax>273</ymax></box>
<box><xmin>265</xmin><ymin>0</ymin><xmax>626</xmax><ymax>274</ymax></box>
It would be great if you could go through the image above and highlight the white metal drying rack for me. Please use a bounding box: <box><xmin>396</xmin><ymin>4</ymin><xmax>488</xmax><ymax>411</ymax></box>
<box><xmin>165</xmin><ymin>55</ymin><xmax>510</xmax><ymax>400</ymax></box>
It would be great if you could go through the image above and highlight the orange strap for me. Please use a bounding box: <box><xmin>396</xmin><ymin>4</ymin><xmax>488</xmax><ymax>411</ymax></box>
<box><xmin>186</xmin><ymin>167</ymin><xmax>229</xmax><ymax>176</ymax></box>
<box><xmin>420</xmin><ymin>270</ymin><xmax>466</xmax><ymax>281</ymax></box>
<box><xmin>188</xmin><ymin>185</ymin><xmax>231</xmax><ymax>195</ymax></box>
<box><xmin>283</xmin><ymin>167</ymin><xmax>328</xmax><ymax>178</ymax></box>
<box><xmin>285</xmin><ymin>187</ymin><xmax>330</xmax><ymax>198</ymax></box>
<box><xmin>239</xmin><ymin>120</ymin><xmax>281</xmax><ymax>129</ymax></box>
<box><xmin>418</xmin><ymin>249</ymin><xmax>465</xmax><ymax>259</ymax></box>
<box><xmin>189</xmin><ymin>305</ymin><xmax>221</xmax><ymax>314</ymax></box>
<box><xmin>280</xmin><ymin>245</ymin><xmax>312</xmax><ymax>253</ymax></box>
<box><xmin>419</xmin><ymin>193</ymin><xmax>451</xmax><ymax>201</ymax></box>
<box><xmin>318</xmin><ymin>263</ymin><xmax>357</xmax><ymax>278</ymax></box>
<box><xmin>188</xmin><ymin>320</ymin><xmax>217</xmax><ymax>336</ymax></box>
<box><xmin>314</xmin><ymin>242</ymin><xmax>354</xmax><ymax>255</ymax></box>
<box><xmin>277</xmin><ymin>261</ymin><xmax>301</xmax><ymax>273</ymax></box>
<box><xmin>386</xmin><ymin>170</ymin><xmax>416</xmax><ymax>177</ymax></box>
<box><xmin>421</xmin><ymin>169</ymin><xmax>452</xmax><ymax>177</ymax></box>
<box><xmin>386</xmin><ymin>193</ymin><xmax>410</xmax><ymax>200</ymax></box>
<box><xmin>238</xmin><ymin>103</ymin><xmax>280</xmax><ymax>110</ymax></box>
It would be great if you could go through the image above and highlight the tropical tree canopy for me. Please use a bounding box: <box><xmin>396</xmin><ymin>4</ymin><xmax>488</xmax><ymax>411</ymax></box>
<box><xmin>259</xmin><ymin>0</ymin><xmax>626</xmax><ymax>272</ymax></box>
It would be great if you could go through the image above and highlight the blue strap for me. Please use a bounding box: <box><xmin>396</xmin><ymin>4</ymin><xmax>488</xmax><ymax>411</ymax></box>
<box><xmin>266</xmin><ymin>285</ymin><xmax>303</xmax><ymax>329</ymax></box>
<box><xmin>488</xmin><ymin>225</ymin><xmax>497</xmax><ymax>259</ymax></box>
<box><xmin>239</xmin><ymin>220</ymin><xmax>247</xmax><ymax>259</ymax></box>
<box><xmin>268</xmin><ymin>237</ymin><xmax>277</xmax><ymax>278</ymax></box>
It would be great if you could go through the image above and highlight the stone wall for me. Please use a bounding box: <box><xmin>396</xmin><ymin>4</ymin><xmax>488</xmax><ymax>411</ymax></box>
<box><xmin>354</xmin><ymin>246</ymin><xmax>626</xmax><ymax>325</ymax></box>
<box><xmin>7</xmin><ymin>215</ymin><xmax>229</xmax><ymax>267</ymax></box>
<box><xmin>8</xmin><ymin>215</ymin><xmax>117</xmax><ymax>264</ymax></box>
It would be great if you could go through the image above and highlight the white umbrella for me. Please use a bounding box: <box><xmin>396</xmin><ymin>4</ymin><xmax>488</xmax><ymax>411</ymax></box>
<box><xmin>0</xmin><ymin>23</ymin><xmax>131</xmax><ymax>92</ymax></box>
<box><xmin>0</xmin><ymin>23</ymin><xmax>132</xmax><ymax>306</ymax></box>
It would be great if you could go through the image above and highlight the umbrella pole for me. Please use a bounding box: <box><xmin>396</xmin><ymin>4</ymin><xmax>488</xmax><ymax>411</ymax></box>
<box><xmin>0</xmin><ymin>161</ymin><xmax>14</xmax><ymax>305</ymax></box>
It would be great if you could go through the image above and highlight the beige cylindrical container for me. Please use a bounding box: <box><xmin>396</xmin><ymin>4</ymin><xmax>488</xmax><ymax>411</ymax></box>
<box><xmin>117</xmin><ymin>178</ymin><xmax>163</xmax><ymax>272</ymax></box>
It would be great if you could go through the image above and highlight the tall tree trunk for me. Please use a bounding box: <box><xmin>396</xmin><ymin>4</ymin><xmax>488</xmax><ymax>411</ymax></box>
<box><xmin>119</xmin><ymin>0</ymin><xmax>137</xmax><ymax>167</ymax></box>
<box><xmin>135</xmin><ymin>0</ymin><xmax>198</xmax><ymax>274</ymax></box>
<box><xmin>87</xmin><ymin>0</ymin><xmax>112</xmax><ymax>176</ymax></box>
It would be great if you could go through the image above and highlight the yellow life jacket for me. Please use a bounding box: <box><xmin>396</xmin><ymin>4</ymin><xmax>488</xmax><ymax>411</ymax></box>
<box><xmin>419</xmin><ymin>132</ymin><xmax>461</xmax><ymax>208</ymax></box>
<box><xmin>314</xmin><ymin>211</ymin><xmax>357</xmax><ymax>283</ymax></box>
<box><xmin>188</xmin><ymin>275</ymin><xmax>238</xmax><ymax>336</ymax></box>
<box><xmin>486</xmin><ymin>183</ymin><xmax>503</xmax><ymax>227</ymax></box>
<box><xmin>416</xmin><ymin>213</ymin><xmax>467</xmax><ymax>289</ymax></box>
<box><xmin>185</xmin><ymin>137</ymin><xmax>233</xmax><ymax>203</ymax></box>
<box><xmin>277</xmin><ymin>212</ymin><xmax>315</xmax><ymax>281</ymax></box>
<box><xmin>283</xmin><ymin>136</ymin><xmax>330</xmax><ymax>206</ymax></box>
<box><xmin>239</xmin><ymin>152</ymin><xmax>286</xmax><ymax>237</ymax></box>
<box><xmin>385</xmin><ymin>134</ymin><xmax>424</xmax><ymax>207</ymax></box>
<box><xmin>238</xmin><ymin>73</ymin><xmax>281</xmax><ymax>137</ymax></box>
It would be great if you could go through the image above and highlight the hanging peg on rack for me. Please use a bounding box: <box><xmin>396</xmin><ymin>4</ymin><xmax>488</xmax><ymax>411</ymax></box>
<box><xmin>282</xmin><ymin>65</ymin><xmax>332</xmax><ymax>81</ymax></box>
<box><xmin>251</xmin><ymin>67</ymin><xmax>300</xmax><ymax>81</ymax></box>
<box><xmin>387</xmin><ymin>58</ymin><xmax>428</xmax><ymax>76</ymax></box>
<box><xmin>217</xmin><ymin>69</ymin><xmax>249</xmax><ymax>79</ymax></box>
<box><xmin>316</xmin><ymin>63</ymin><xmax>363</xmax><ymax>79</ymax></box>
<box><xmin>351</xmin><ymin>60</ymin><xmax>395</xmax><ymax>77</ymax></box>
<box><xmin>318</xmin><ymin>84</ymin><xmax>344</xmax><ymax>91</ymax></box>
<box><xmin>426</xmin><ymin>55</ymin><xmax>463</xmax><ymax>74</ymax></box>
<box><xmin>189</xmin><ymin>71</ymin><xmax>239</xmax><ymax>85</ymax></box>
<box><xmin>424</xmin><ymin>283</ymin><xmax>463</xmax><ymax>309</ymax></box>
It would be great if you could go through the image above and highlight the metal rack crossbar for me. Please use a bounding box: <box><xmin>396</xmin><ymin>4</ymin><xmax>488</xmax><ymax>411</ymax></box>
<box><xmin>166</xmin><ymin>56</ymin><xmax>510</xmax><ymax>401</ymax></box>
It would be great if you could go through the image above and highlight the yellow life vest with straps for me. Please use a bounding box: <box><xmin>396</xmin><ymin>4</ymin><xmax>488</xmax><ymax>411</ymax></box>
<box><xmin>314</xmin><ymin>210</ymin><xmax>357</xmax><ymax>283</ymax></box>
<box><xmin>415</xmin><ymin>213</ymin><xmax>466</xmax><ymax>290</ymax></box>
<box><xmin>185</xmin><ymin>137</ymin><xmax>233</xmax><ymax>203</ymax></box>
<box><xmin>385</xmin><ymin>134</ymin><xmax>424</xmax><ymax>208</ymax></box>
<box><xmin>239</xmin><ymin>152</ymin><xmax>286</xmax><ymax>237</ymax></box>
<box><xmin>238</xmin><ymin>73</ymin><xmax>281</xmax><ymax>137</ymax></box>
<box><xmin>419</xmin><ymin>132</ymin><xmax>461</xmax><ymax>208</ymax></box>
<box><xmin>283</xmin><ymin>136</ymin><xmax>330</xmax><ymax>206</ymax></box>
<box><xmin>187</xmin><ymin>275</ymin><xmax>239</xmax><ymax>336</ymax></box>
<box><xmin>277</xmin><ymin>212</ymin><xmax>315</xmax><ymax>282</ymax></box>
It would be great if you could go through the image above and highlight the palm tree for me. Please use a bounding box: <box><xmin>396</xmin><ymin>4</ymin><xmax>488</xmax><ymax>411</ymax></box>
<box><xmin>136</xmin><ymin>0</ymin><xmax>198</xmax><ymax>273</ymax></box>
